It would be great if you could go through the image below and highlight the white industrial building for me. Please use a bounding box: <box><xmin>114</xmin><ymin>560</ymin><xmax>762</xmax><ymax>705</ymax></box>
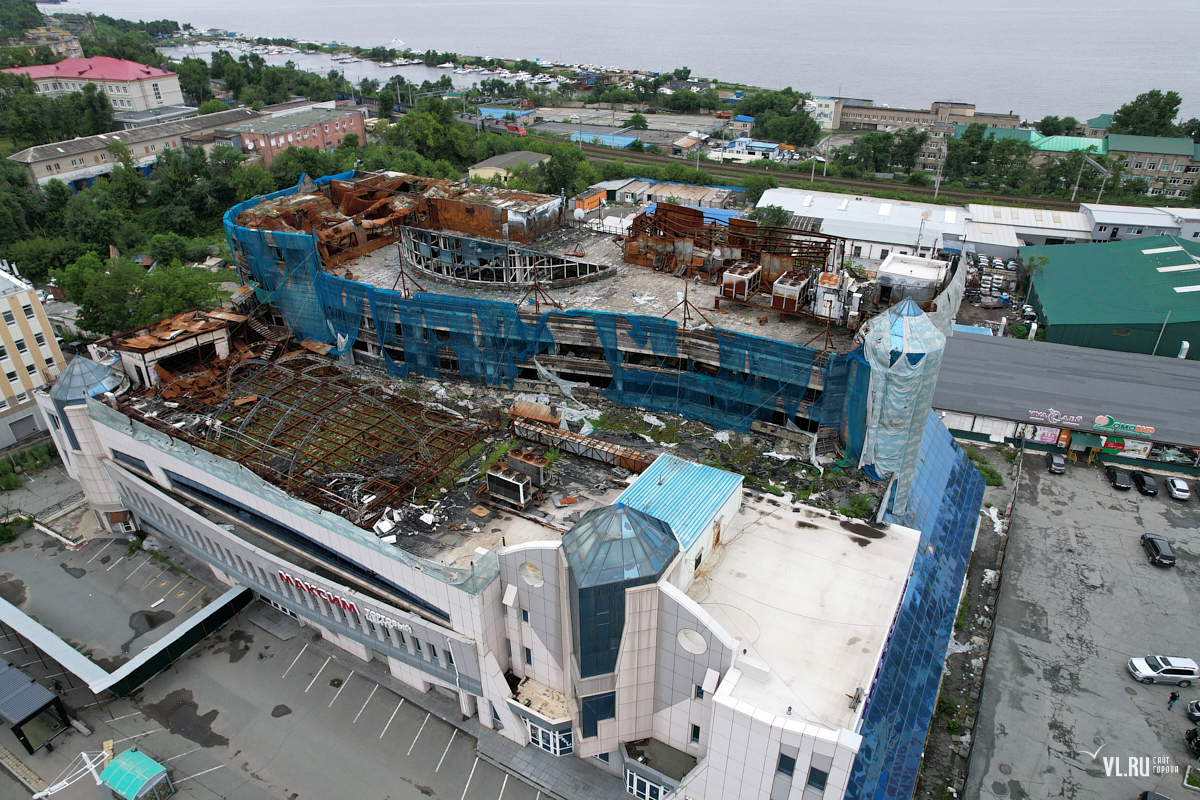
<box><xmin>1078</xmin><ymin>203</ymin><xmax>1180</xmax><ymax>241</ymax></box>
<box><xmin>756</xmin><ymin>188</ymin><xmax>965</xmax><ymax>266</ymax></box>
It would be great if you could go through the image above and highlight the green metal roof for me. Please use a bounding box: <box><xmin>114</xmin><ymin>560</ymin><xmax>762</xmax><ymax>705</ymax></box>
<box><xmin>100</xmin><ymin>749</ymin><xmax>166</xmax><ymax>799</ymax></box>
<box><xmin>1105</xmin><ymin>133</ymin><xmax>1196</xmax><ymax>157</ymax></box>
<box><xmin>1035</xmin><ymin>134</ymin><xmax>1106</xmax><ymax>153</ymax></box>
<box><xmin>1022</xmin><ymin>236</ymin><xmax>1200</xmax><ymax>327</ymax></box>
<box><xmin>952</xmin><ymin>126</ymin><xmax>1106</xmax><ymax>153</ymax></box>
<box><xmin>1086</xmin><ymin>114</ymin><xmax>1112</xmax><ymax>129</ymax></box>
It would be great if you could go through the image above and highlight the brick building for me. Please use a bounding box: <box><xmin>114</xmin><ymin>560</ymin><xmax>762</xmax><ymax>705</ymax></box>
<box><xmin>213</xmin><ymin>107</ymin><xmax>366</xmax><ymax>166</ymax></box>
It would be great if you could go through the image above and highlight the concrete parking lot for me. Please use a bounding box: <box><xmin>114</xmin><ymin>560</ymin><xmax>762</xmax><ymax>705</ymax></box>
<box><xmin>968</xmin><ymin>460</ymin><xmax>1200</xmax><ymax>799</ymax></box>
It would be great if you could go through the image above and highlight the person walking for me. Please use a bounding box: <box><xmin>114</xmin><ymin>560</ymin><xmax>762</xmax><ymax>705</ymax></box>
<box><xmin>1169</xmin><ymin>691</ymin><xmax>1181</xmax><ymax>710</ymax></box>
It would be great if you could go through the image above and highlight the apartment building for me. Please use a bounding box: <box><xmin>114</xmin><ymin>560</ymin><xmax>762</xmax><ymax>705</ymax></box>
<box><xmin>827</xmin><ymin>100</ymin><xmax>1021</xmax><ymax>134</ymax></box>
<box><xmin>7</xmin><ymin>108</ymin><xmax>261</xmax><ymax>191</ymax></box>
<box><xmin>0</xmin><ymin>270</ymin><xmax>66</xmax><ymax>447</ymax></box>
<box><xmin>2</xmin><ymin>57</ymin><xmax>184</xmax><ymax>112</ymax></box>
<box><xmin>212</xmin><ymin>107</ymin><xmax>366</xmax><ymax>166</ymax></box>
<box><xmin>1105</xmin><ymin>134</ymin><xmax>1200</xmax><ymax>197</ymax></box>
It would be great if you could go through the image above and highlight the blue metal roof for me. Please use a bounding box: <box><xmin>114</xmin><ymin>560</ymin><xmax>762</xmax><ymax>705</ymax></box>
<box><xmin>644</xmin><ymin>203</ymin><xmax>744</xmax><ymax>224</ymax></box>
<box><xmin>562</xmin><ymin>504</ymin><xmax>679</xmax><ymax>588</ymax></box>
<box><xmin>733</xmin><ymin>115</ymin><xmax>755</xmax><ymax>122</ymax></box>
<box><xmin>101</xmin><ymin>749</ymin><xmax>166</xmax><ymax>798</ymax></box>
<box><xmin>570</xmin><ymin>132</ymin><xmax>639</xmax><ymax>148</ymax></box>
<box><xmin>479</xmin><ymin>107</ymin><xmax>534</xmax><ymax>119</ymax></box>
<box><xmin>616</xmin><ymin>454</ymin><xmax>742</xmax><ymax>553</ymax></box>
<box><xmin>951</xmin><ymin>324</ymin><xmax>993</xmax><ymax>336</ymax></box>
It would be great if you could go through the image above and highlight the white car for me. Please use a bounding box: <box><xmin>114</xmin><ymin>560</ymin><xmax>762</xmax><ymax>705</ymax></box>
<box><xmin>1128</xmin><ymin>655</ymin><xmax>1199</xmax><ymax>686</ymax></box>
<box><xmin>1166</xmin><ymin>477</ymin><xmax>1191</xmax><ymax>501</ymax></box>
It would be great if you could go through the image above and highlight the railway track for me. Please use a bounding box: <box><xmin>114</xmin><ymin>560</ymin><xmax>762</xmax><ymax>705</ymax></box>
<box><xmin>576</xmin><ymin>143</ymin><xmax>1083</xmax><ymax>211</ymax></box>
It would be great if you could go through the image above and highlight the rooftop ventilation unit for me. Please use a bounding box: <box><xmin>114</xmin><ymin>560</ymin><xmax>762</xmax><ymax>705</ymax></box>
<box><xmin>487</xmin><ymin>465</ymin><xmax>533</xmax><ymax>510</ymax></box>
<box><xmin>507</xmin><ymin>448</ymin><xmax>551</xmax><ymax>486</ymax></box>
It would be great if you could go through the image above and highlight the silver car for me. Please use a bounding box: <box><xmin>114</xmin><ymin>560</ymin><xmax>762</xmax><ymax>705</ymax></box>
<box><xmin>1166</xmin><ymin>477</ymin><xmax>1191</xmax><ymax>501</ymax></box>
<box><xmin>1127</xmin><ymin>655</ymin><xmax>1199</xmax><ymax>686</ymax></box>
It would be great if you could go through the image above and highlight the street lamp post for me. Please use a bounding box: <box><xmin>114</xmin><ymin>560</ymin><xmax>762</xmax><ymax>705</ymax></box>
<box><xmin>570</xmin><ymin>114</ymin><xmax>582</xmax><ymax>149</ymax></box>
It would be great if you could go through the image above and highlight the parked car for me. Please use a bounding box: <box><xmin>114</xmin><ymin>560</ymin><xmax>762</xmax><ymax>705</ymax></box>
<box><xmin>1140</xmin><ymin>792</ymin><xmax>1178</xmax><ymax>800</ymax></box>
<box><xmin>1127</xmin><ymin>655</ymin><xmax>1199</xmax><ymax>686</ymax></box>
<box><xmin>1131</xmin><ymin>471</ymin><xmax>1158</xmax><ymax>496</ymax></box>
<box><xmin>1046</xmin><ymin>452</ymin><xmax>1066</xmax><ymax>474</ymax></box>
<box><xmin>1187</xmin><ymin>699</ymin><xmax>1200</xmax><ymax>724</ymax></box>
<box><xmin>1166</xmin><ymin>477</ymin><xmax>1191</xmax><ymax>501</ymax></box>
<box><xmin>1105</xmin><ymin>465</ymin><xmax>1132</xmax><ymax>490</ymax></box>
<box><xmin>1187</xmin><ymin>728</ymin><xmax>1200</xmax><ymax>759</ymax></box>
<box><xmin>1141</xmin><ymin>533</ymin><xmax>1177</xmax><ymax>567</ymax></box>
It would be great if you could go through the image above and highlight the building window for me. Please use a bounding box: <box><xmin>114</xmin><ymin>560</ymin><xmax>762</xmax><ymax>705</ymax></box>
<box><xmin>524</xmin><ymin>646</ymin><xmax>532</xmax><ymax>665</ymax></box>
<box><xmin>777</xmin><ymin>753</ymin><xmax>797</xmax><ymax>778</ymax></box>
<box><xmin>0</xmin><ymin>345</ymin><xmax>7</xmax><ymax>360</ymax></box>
<box><xmin>48</xmin><ymin>413</ymin><xmax>59</xmax><ymax>430</ymax></box>
<box><xmin>4</xmin><ymin>370</ymin><xmax>15</xmax><ymax>382</ymax></box>
<box><xmin>581</xmin><ymin>692</ymin><xmax>615</xmax><ymax>738</ymax></box>
<box><xmin>626</xmin><ymin>772</ymin><xmax>668</xmax><ymax>800</ymax></box>
<box><xmin>1170</xmin><ymin>178</ymin><xmax>1181</xmax><ymax>185</ymax></box>
<box><xmin>691</xmin><ymin>724</ymin><xmax>701</xmax><ymax>743</ymax></box>
<box><xmin>14</xmin><ymin>392</ymin><xmax>26</xmax><ymax>404</ymax></box>
<box><xmin>595</xmin><ymin>752</ymin><xmax>610</xmax><ymax>763</ymax></box>
<box><xmin>1175</xmin><ymin>164</ymin><xmax>1185</xmax><ymax>172</ymax></box>
<box><xmin>413</xmin><ymin>638</ymin><xmax>421</xmax><ymax>652</ymax></box>
<box><xmin>880</xmin><ymin>248</ymin><xmax>890</xmax><ymax>259</ymax></box>
<box><xmin>525</xmin><ymin>719</ymin><xmax>573</xmax><ymax>756</ymax></box>
<box><xmin>33</xmin><ymin>332</ymin><xmax>44</xmax><ymax>346</ymax></box>
<box><xmin>44</xmin><ymin>357</ymin><xmax>53</xmax><ymax>368</ymax></box>
<box><xmin>1134</xmin><ymin>161</ymin><xmax>1144</xmax><ymax>169</ymax></box>
<box><xmin>1147</xmin><ymin>163</ymin><xmax>1157</xmax><ymax>170</ymax></box>
<box><xmin>1186</xmin><ymin>166</ymin><xmax>1199</xmax><ymax>174</ymax></box>
<box><xmin>21</xmin><ymin>304</ymin><xmax>33</xmax><ymax>319</ymax></box>
<box><xmin>0</xmin><ymin>397</ymin><xmax>8</xmax><ymax>411</ymax></box>
<box><xmin>1161</xmin><ymin>162</ymin><xmax>1172</xmax><ymax>171</ymax></box>
<box><xmin>853</xmin><ymin>245</ymin><xmax>862</xmax><ymax>257</ymax></box>
<box><xmin>521</xmin><ymin>608</ymin><xmax>529</xmax><ymax>623</ymax></box>
<box><xmin>24</xmin><ymin>364</ymin><xmax>36</xmax><ymax>376</ymax></box>
<box><xmin>152</xmin><ymin>83</ymin><xmax>161</xmax><ymax>100</ymax></box>
<box><xmin>14</xmin><ymin>339</ymin><xmax>26</xmax><ymax>354</ymax></box>
<box><xmin>1185</xmin><ymin>180</ymin><xmax>1196</xmax><ymax>186</ymax></box>
<box><xmin>807</xmin><ymin>768</ymin><xmax>829</xmax><ymax>791</ymax></box>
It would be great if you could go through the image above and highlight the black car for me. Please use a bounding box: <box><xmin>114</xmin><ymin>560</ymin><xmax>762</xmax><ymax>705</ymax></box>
<box><xmin>1046</xmin><ymin>452</ymin><xmax>1066</xmax><ymax>474</ymax></box>
<box><xmin>1188</xmin><ymin>699</ymin><xmax>1200</xmax><ymax>724</ymax></box>
<box><xmin>1131</xmin><ymin>471</ymin><xmax>1159</xmax><ymax>496</ymax></box>
<box><xmin>1187</xmin><ymin>728</ymin><xmax>1200</xmax><ymax>759</ymax></box>
<box><xmin>1105</xmin><ymin>465</ymin><xmax>1132</xmax><ymax>490</ymax></box>
<box><xmin>1141</xmin><ymin>533</ymin><xmax>1177</xmax><ymax>567</ymax></box>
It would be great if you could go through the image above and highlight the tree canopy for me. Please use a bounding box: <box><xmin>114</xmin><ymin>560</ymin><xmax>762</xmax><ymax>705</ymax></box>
<box><xmin>1109</xmin><ymin>90</ymin><xmax>1185</xmax><ymax>138</ymax></box>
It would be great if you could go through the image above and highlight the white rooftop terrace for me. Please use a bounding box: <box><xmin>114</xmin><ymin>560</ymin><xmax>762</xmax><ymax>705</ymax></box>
<box><xmin>689</xmin><ymin>494</ymin><xmax>921</xmax><ymax>731</ymax></box>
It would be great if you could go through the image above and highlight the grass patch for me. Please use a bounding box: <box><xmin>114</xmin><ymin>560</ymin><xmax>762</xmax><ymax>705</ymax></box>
<box><xmin>965</xmin><ymin>446</ymin><xmax>986</xmax><ymax>464</ymax></box>
<box><xmin>946</xmin><ymin>718</ymin><xmax>963</xmax><ymax>735</ymax></box>
<box><xmin>0</xmin><ymin>515</ymin><xmax>32</xmax><ymax>545</ymax></box>
<box><xmin>543</xmin><ymin>447</ymin><xmax>560</xmax><ymax>464</ymax></box>
<box><xmin>478</xmin><ymin>438</ymin><xmax>517</xmax><ymax>475</ymax></box>
<box><xmin>1186</xmin><ymin>767</ymin><xmax>1200</xmax><ymax>789</ymax></box>
<box><xmin>954</xmin><ymin>590</ymin><xmax>971</xmax><ymax>632</ymax></box>
<box><xmin>999</xmin><ymin>446</ymin><xmax>1019</xmax><ymax>464</ymax></box>
<box><xmin>0</xmin><ymin>441</ymin><xmax>58</xmax><ymax>491</ymax></box>
<box><xmin>936</xmin><ymin>692</ymin><xmax>956</xmax><ymax>718</ymax></box>
<box><xmin>837</xmin><ymin>494</ymin><xmax>874</xmax><ymax>519</ymax></box>
<box><xmin>973</xmin><ymin>462</ymin><xmax>1004</xmax><ymax>487</ymax></box>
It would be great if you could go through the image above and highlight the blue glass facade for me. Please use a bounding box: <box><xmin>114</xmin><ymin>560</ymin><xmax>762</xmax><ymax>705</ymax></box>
<box><xmin>581</xmin><ymin>692</ymin><xmax>616</xmax><ymax>738</ymax></box>
<box><xmin>845</xmin><ymin>411</ymin><xmax>984</xmax><ymax>800</ymax></box>
<box><xmin>562</xmin><ymin>505</ymin><xmax>679</xmax><ymax>679</ymax></box>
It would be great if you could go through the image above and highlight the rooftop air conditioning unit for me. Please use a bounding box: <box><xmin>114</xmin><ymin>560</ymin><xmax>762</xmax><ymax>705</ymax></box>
<box><xmin>507</xmin><ymin>449</ymin><xmax>551</xmax><ymax>486</ymax></box>
<box><xmin>487</xmin><ymin>466</ymin><xmax>533</xmax><ymax>509</ymax></box>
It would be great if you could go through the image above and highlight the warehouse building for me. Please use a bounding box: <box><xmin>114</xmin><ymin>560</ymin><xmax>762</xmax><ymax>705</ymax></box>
<box><xmin>1023</xmin><ymin>236</ymin><xmax>1200</xmax><ymax>357</ymax></box>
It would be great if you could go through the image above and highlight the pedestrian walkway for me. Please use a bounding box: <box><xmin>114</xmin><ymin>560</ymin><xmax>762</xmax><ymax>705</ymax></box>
<box><xmin>0</xmin><ymin>744</ymin><xmax>46</xmax><ymax>793</ymax></box>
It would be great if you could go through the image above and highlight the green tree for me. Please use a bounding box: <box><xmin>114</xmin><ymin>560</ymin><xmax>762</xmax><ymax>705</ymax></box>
<box><xmin>197</xmin><ymin>99</ymin><xmax>230</xmax><ymax>115</ymax></box>
<box><xmin>102</xmin><ymin>141</ymin><xmax>147</xmax><ymax>210</ymax></box>
<box><xmin>891</xmin><ymin>128</ymin><xmax>930</xmax><ymax>171</ymax></box>
<box><xmin>174</xmin><ymin>57</ymin><xmax>212</xmax><ymax>103</ymax></box>
<box><xmin>742</xmin><ymin>173</ymin><xmax>778</xmax><ymax>204</ymax></box>
<box><xmin>133</xmin><ymin>263</ymin><xmax>220</xmax><ymax>325</ymax></box>
<box><xmin>1</xmin><ymin>237</ymin><xmax>94</xmax><ymax>283</ymax></box>
<box><xmin>149</xmin><ymin>232</ymin><xmax>190</xmax><ymax>265</ymax></box>
<box><xmin>1109</xmin><ymin>90</ymin><xmax>1185</xmax><ymax>138</ymax></box>
<box><xmin>749</xmin><ymin>204</ymin><xmax>790</xmax><ymax>227</ymax></box>
<box><xmin>230</xmin><ymin>164</ymin><xmax>277</xmax><ymax>201</ymax></box>
<box><xmin>628</xmin><ymin>113</ymin><xmax>649</xmax><ymax>130</ymax></box>
<box><xmin>1182</xmin><ymin>118</ymin><xmax>1200</xmax><ymax>144</ymax></box>
<box><xmin>376</xmin><ymin>86</ymin><xmax>397</xmax><ymax>119</ymax></box>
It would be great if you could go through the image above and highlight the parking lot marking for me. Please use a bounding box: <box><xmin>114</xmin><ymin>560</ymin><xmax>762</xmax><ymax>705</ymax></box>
<box><xmin>353</xmin><ymin>684</ymin><xmax>378</xmax><ymax>723</ymax></box>
<box><xmin>86</xmin><ymin>541</ymin><xmax>112</xmax><ymax>564</ymax></box>
<box><xmin>281</xmin><ymin>643</ymin><xmax>308</xmax><ymax>679</ymax></box>
<box><xmin>407</xmin><ymin>713</ymin><xmax>430</xmax><ymax>755</ymax></box>
<box><xmin>140</xmin><ymin>569</ymin><xmax>166</xmax><ymax>590</ymax></box>
<box><xmin>176</xmin><ymin>586</ymin><xmax>206</xmax><ymax>614</ymax></box>
<box><xmin>497</xmin><ymin>774</ymin><xmax>508</xmax><ymax>800</ymax></box>
<box><xmin>122</xmin><ymin>558</ymin><xmax>151</xmax><ymax>582</ymax></box>
<box><xmin>305</xmin><ymin>656</ymin><xmax>331</xmax><ymax>692</ymax></box>
<box><xmin>459</xmin><ymin>756</ymin><xmax>478</xmax><ymax>800</ymax></box>
<box><xmin>163</xmin><ymin>748</ymin><xmax>202</xmax><ymax>763</ymax></box>
<box><xmin>380</xmin><ymin>698</ymin><xmax>405</xmax><ymax>739</ymax></box>
<box><xmin>105</xmin><ymin>555</ymin><xmax>126</xmax><ymax>572</ymax></box>
<box><xmin>329</xmin><ymin>670</ymin><xmax>355</xmax><ymax>707</ymax></box>
<box><xmin>107</xmin><ymin>712</ymin><xmax>143</xmax><ymax>723</ymax></box>
<box><xmin>155</xmin><ymin>578</ymin><xmax>185</xmax><ymax>604</ymax></box>
<box><xmin>111</xmin><ymin>728</ymin><xmax>162</xmax><ymax>745</ymax></box>
<box><xmin>175</xmin><ymin>765</ymin><xmax>225</xmax><ymax>784</ymax></box>
<box><xmin>436</xmin><ymin>730</ymin><xmax>457</xmax><ymax>772</ymax></box>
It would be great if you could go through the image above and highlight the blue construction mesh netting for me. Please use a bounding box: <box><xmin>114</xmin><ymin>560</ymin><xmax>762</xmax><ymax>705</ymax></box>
<box><xmin>224</xmin><ymin>177</ymin><xmax>870</xmax><ymax>439</ymax></box>
<box><xmin>845</xmin><ymin>410</ymin><xmax>984</xmax><ymax>800</ymax></box>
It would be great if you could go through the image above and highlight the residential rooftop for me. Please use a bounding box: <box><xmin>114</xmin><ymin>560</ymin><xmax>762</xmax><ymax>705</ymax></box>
<box><xmin>217</xmin><ymin>106</ymin><xmax>361</xmax><ymax>137</ymax></box>
<box><xmin>689</xmin><ymin>496</ymin><xmax>920</xmax><ymax>730</ymax></box>
<box><xmin>2</xmin><ymin>56</ymin><xmax>171</xmax><ymax>82</ymax></box>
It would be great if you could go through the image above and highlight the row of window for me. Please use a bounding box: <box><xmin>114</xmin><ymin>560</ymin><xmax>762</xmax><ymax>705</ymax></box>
<box><xmin>38</xmin><ymin>81</ymin><xmax>129</xmax><ymax>94</ymax></box>
<box><xmin>777</xmin><ymin>753</ymin><xmax>829</xmax><ymax>791</ymax></box>
<box><xmin>1129</xmin><ymin>161</ymin><xmax>1198</xmax><ymax>173</ymax></box>
<box><xmin>115</xmin><ymin>470</ymin><xmax>457</xmax><ymax>670</ymax></box>
<box><xmin>0</xmin><ymin>331</ymin><xmax>50</xmax><ymax>358</ymax></box>
<box><xmin>524</xmin><ymin>718</ymin><xmax>573</xmax><ymax>756</ymax></box>
<box><xmin>45</xmin><ymin>140</ymin><xmax>180</xmax><ymax>174</ymax></box>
